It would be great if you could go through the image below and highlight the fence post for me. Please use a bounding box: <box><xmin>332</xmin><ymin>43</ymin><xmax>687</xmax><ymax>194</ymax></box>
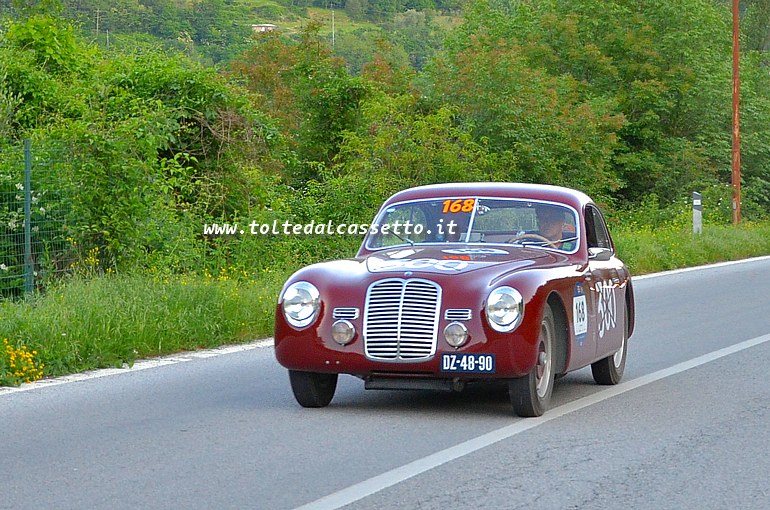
<box><xmin>24</xmin><ymin>139</ymin><xmax>33</xmax><ymax>294</ymax></box>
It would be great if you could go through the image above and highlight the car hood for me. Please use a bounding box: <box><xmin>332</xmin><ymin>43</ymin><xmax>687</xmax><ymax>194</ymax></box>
<box><xmin>363</xmin><ymin>245</ymin><xmax>556</xmax><ymax>275</ymax></box>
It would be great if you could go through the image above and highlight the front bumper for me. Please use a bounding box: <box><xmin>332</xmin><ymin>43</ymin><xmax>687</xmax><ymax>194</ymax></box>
<box><xmin>274</xmin><ymin>307</ymin><xmax>541</xmax><ymax>380</ymax></box>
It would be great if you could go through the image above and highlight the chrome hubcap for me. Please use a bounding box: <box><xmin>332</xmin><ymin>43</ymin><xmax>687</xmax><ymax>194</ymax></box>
<box><xmin>535</xmin><ymin>323</ymin><xmax>552</xmax><ymax>399</ymax></box>
<box><xmin>613</xmin><ymin>335</ymin><xmax>625</xmax><ymax>367</ymax></box>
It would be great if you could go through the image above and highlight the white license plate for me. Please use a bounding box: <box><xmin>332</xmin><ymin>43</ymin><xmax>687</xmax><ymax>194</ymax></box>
<box><xmin>440</xmin><ymin>353</ymin><xmax>495</xmax><ymax>373</ymax></box>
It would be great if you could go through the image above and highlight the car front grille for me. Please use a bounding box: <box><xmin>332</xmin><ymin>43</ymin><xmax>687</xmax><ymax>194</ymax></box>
<box><xmin>364</xmin><ymin>278</ymin><xmax>441</xmax><ymax>361</ymax></box>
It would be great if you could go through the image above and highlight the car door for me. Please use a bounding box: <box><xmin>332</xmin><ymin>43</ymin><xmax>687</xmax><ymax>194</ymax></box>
<box><xmin>583</xmin><ymin>205</ymin><xmax>626</xmax><ymax>360</ymax></box>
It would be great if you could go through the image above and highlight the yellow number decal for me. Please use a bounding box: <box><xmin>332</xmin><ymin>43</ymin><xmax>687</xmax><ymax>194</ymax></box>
<box><xmin>442</xmin><ymin>199</ymin><xmax>476</xmax><ymax>214</ymax></box>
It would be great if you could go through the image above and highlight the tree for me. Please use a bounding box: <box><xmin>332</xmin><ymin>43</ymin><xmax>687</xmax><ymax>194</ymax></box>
<box><xmin>742</xmin><ymin>0</ymin><xmax>770</xmax><ymax>52</ymax></box>
<box><xmin>230</xmin><ymin>24</ymin><xmax>369</xmax><ymax>184</ymax></box>
<box><xmin>442</xmin><ymin>0</ymin><xmax>736</xmax><ymax>204</ymax></box>
<box><xmin>385</xmin><ymin>9</ymin><xmax>445</xmax><ymax>70</ymax></box>
<box><xmin>431</xmin><ymin>33</ymin><xmax>623</xmax><ymax>202</ymax></box>
<box><xmin>345</xmin><ymin>0</ymin><xmax>367</xmax><ymax>21</ymax></box>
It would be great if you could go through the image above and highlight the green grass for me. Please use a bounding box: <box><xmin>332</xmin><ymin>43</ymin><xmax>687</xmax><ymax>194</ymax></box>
<box><xmin>613</xmin><ymin>221</ymin><xmax>770</xmax><ymax>275</ymax></box>
<box><xmin>0</xmin><ymin>271</ymin><xmax>288</xmax><ymax>378</ymax></box>
<box><xmin>279</xmin><ymin>7</ymin><xmax>382</xmax><ymax>38</ymax></box>
<box><xmin>2</xmin><ymin>220</ymin><xmax>770</xmax><ymax>385</ymax></box>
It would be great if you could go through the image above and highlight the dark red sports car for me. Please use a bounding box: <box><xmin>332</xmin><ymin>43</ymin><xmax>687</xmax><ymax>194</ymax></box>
<box><xmin>275</xmin><ymin>183</ymin><xmax>635</xmax><ymax>416</ymax></box>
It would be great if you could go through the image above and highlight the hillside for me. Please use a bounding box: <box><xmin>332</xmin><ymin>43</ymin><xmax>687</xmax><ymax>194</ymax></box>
<box><xmin>0</xmin><ymin>0</ymin><xmax>460</xmax><ymax>70</ymax></box>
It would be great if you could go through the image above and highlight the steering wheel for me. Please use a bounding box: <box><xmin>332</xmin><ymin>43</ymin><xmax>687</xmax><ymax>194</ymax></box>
<box><xmin>507</xmin><ymin>233</ymin><xmax>556</xmax><ymax>245</ymax></box>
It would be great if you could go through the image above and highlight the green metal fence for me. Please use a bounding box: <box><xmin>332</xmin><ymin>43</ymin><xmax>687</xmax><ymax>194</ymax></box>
<box><xmin>0</xmin><ymin>140</ymin><xmax>75</xmax><ymax>299</ymax></box>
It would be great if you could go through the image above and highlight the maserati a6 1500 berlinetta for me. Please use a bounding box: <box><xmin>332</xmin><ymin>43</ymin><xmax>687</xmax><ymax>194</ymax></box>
<box><xmin>274</xmin><ymin>183</ymin><xmax>635</xmax><ymax>417</ymax></box>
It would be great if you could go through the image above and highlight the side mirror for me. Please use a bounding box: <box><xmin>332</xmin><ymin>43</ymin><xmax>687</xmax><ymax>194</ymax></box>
<box><xmin>588</xmin><ymin>247</ymin><xmax>613</xmax><ymax>261</ymax></box>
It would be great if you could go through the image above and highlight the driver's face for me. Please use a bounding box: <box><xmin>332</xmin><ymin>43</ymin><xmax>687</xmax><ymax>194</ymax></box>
<box><xmin>538</xmin><ymin>212</ymin><xmax>564</xmax><ymax>241</ymax></box>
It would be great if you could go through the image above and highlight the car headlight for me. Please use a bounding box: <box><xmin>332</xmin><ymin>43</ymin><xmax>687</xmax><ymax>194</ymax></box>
<box><xmin>485</xmin><ymin>286</ymin><xmax>524</xmax><ymax>332</ymax></box>
<box><xmin>444</xmin><ymin>321</ymin><xmax>469</xmax><ymax>348</ymax></box>
<box><xmin>331</xmin><ymin>320</ymin><xmax>356</xmax><ymax>345</ymax></box>
<box><xmin>282</xmin><ymin>281</ymin><xmax>320</xmax><ymax>328</ymax></box>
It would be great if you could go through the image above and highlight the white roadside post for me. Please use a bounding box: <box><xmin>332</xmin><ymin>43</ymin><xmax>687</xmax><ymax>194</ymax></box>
<box><xmin>693</xmin><ymin>192</ymin><xmax>702</xmax><ymax>235</ymax></box>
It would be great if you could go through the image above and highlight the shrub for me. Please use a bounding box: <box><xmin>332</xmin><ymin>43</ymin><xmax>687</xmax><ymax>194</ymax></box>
<box><xmin>0</xmin><ymin>338</ymin><xmax>44</xmax><ymax>386</ymax></box>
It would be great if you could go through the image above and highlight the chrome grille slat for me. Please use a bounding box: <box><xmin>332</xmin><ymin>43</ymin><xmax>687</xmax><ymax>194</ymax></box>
<box><xmin>364</xmin><ymin>278</ymin><xmax>441</xmax><ymax>361</ymax></box>
<box><xmin>444</xmin><ymin>308</ymin><xmax>472</xmax><ymax>321</ymax></box>
<box><xmin>332</xmin><ymin>307</ymin><xmax>360</xmax><ymax>320</ymax></box>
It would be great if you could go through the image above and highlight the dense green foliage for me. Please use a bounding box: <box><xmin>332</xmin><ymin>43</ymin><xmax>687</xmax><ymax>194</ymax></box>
<box><xmin>0</xmin><ymin>1</ymin><xmax>769</xmax><ymax>381</ymax></box>
<box><xmin>0</xmin><ymin>0</ymin><xmax>768</xmax><ymax>272</ymax></box>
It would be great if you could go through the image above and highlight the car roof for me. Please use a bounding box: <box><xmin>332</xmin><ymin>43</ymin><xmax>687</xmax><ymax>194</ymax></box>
<box><xmin>384</xmin><ymin>182</ymin><xmax>593</xmax><ymax>211</ymax></box>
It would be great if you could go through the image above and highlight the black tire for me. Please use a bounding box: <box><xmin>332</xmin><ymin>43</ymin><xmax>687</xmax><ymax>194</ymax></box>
<box><xmin>509</xmin><ymin>306</ymin><xmax>556</xmax><ymax>417</ymax></box>
<box><xmin>288</xmin><ymin>370</ymin><xmax>338</xmax><ymax>408</ymax></box>
<box><xmin>591</xmin><ymin>312</ymin><xmax>628</xmax><ymax>385</ymax></box>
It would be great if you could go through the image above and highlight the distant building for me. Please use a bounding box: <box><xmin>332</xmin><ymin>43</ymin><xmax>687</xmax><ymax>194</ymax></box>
<box><xmin>251</xmin><ymin>24</ymin><xmax>277</xmax><ymax>33</ymax></box>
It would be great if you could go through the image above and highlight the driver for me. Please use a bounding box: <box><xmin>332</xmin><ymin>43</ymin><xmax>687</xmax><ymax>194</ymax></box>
<box><xmin>438</xmin><ymin>212</ymin><xmax>469</xmax><ymax>243</ymax></box>
<box><xmin>536</xmin><ymin>206</ymin><xmax>567</xmax><ymax>247</ymax></box>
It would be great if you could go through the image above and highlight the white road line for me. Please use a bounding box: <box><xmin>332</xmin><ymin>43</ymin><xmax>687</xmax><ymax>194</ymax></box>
<box><xmin>295</xmin><ymin>333</ymin><xmax>770</xmax><ymax>510</ymax></box>
<box><xmin>634</xmin><ymin>254</ymin><xmax>770</xmax><ymax>280</ymax></box>
<box><xmin>0</xmin><ymin>338</ymin><xmax>275</xmax><ymax>396</ymax></box>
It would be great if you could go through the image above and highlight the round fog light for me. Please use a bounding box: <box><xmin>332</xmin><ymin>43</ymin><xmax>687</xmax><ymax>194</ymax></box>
<box><xmin>444</xmin><ymin>321</ymin><xmax>469</xmax><ymax>348</ymax></box>
<box><xmin>331</xmin><ymin>320</ymin><xmax>355</xmax><ymax>345</ymax></box>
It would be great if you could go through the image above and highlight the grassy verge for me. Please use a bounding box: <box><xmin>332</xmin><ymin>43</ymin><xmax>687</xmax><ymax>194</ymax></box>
<box><xmin>613</xmin><ymin>221</ymin><xmax>770</xmax><ymax>275</ymax></box>
<box><xmin>0</xmin><ymin>271</ymin><xmax>288</xmax><ymax>380</ymax></box>
<box><xmin>2</xmin><ymin>221</ymin><xmax>770</xmax><ymax>385</ymax></box>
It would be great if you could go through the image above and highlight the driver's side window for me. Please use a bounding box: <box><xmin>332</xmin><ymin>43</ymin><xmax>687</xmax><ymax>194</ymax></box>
<box><xmin>585</xmin><ymin>205</ymin><xmax>612</xmax><ymax>250</ymax></box>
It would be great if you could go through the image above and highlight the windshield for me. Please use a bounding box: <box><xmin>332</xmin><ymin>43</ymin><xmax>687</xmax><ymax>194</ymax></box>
<box><xmin>366</xmin><ymin>197</ymin><xmax>579</xmax><ymax>253</ymax></box>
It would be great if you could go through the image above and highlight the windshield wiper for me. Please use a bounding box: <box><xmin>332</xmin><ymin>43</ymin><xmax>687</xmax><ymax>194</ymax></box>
<box><xmin>390</xmin><ymin>230</ymin><xmax>414</xmax><ymax>247</ymax></box>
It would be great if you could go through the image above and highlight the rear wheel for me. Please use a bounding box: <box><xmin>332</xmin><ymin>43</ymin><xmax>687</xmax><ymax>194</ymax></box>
<box><xmin>509</xmin><ymin>306</ymin><xmax>556</xmax><ymax>417</ymax></box>
<box><xmin>591</xmin><ymin>312</ymin><xmax>628</xmax><ymax>385</ymax></box>
<box><xmin>288</xmin><ymin>370</ymin><xmax>338</xmax><ymax>408</ymax></box>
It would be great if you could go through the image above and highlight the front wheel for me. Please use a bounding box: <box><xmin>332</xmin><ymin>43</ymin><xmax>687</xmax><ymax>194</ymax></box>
<box><xmin>288</xmin><ymin>370</ymin><xmax>338</xmax><ymax>408</ymax></box>
<box><xmin>509</xmin><ymin>306</ymin><xmax>556</xmax><ymax>417</ymax></box>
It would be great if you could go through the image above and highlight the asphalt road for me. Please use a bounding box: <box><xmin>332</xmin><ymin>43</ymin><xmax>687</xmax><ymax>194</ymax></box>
<box><xmin>2</xmin><ymin>257</ymin><xmax>770</xmax><ymax>510</ymax></box>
